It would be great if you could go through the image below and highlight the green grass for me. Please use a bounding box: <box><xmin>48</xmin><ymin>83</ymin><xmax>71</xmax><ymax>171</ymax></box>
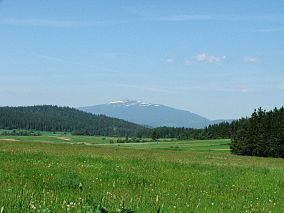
<box><xmin>113</xmin><ymin>139</ymin><xmax>231</xmax><ymax>152</ymax></box>
<box><xmin>0</xmin><ymin>133</ymin><xmax>230</xmax><ymax>149</ymax></box>
<box><xmin>0</xmin><ymin>136</ymin><xmax>283</xmax><ymax>212</ymax></box>
<box><xmin>0</xmin><ymin>133</ymin><xmax>117</xmax><ymax>145</ymax></box>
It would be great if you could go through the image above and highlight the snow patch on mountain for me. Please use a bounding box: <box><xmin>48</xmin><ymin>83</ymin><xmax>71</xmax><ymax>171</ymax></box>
<box><xmin>108</xmin><ymin>100</ymin><xmax>161</xmax><ymax>107</ymax></box>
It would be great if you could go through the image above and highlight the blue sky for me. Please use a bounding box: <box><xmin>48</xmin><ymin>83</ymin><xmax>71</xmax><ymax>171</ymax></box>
<box><xmin>0</xmin><ymin>0</ymin><xmax>284</xmax><ymax>119</ymax></box>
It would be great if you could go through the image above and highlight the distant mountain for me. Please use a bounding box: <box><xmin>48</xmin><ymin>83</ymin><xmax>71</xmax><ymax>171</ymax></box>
<box><xmin>79</xmin><ymin>100</ymin><xmax>225</xmax><ymax>128</ymax></box>
<box><xmin>0</xmin><ymin>105</ymin><xmax>147</xmax><ymax>136</ymax></box>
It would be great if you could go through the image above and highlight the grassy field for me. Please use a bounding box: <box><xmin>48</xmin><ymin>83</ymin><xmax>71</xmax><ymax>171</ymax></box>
<box><xmin>0</xmin><ymin>135</ymin><xmax>283</xmax><ymax>212</ymax></box>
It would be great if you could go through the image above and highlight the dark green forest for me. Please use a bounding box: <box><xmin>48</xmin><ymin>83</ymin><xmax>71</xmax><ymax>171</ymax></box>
<box><xmin>0</xmin><ymin>105</ymin><xmax>146</xmax><ymax>137</ymax></box>
<box><xmin>0</xmin><ymin>105</ymin><xmax>231</xmax><ymax>139</ymax></box>
<box><xmin>231</xmin><ymin>107</ymin><xmax>284</xmax><ymax>158</ymax></box>
<box><xmin>138</xmin><ymin>122</ymin><xmax>231</xmax><ymax>140</ymax></box>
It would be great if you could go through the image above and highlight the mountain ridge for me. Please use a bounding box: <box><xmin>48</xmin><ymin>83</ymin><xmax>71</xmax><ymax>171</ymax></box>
<box><xmin>79</xmin><ymin>100</ymin><xmax>230</xmax><ymax>128</ymax></box>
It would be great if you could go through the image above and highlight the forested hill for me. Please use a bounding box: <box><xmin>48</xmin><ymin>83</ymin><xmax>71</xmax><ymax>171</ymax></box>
<box><xmin>0</xmin><ymin>105</ymin><xmax>147</xmax><ymax>137</ymax></box>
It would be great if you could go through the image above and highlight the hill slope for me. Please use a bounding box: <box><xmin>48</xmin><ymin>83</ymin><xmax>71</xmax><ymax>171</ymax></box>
<box><xmin>80</xmin><ymin>100</ymin><xmax>212</xmax><ymax>128</ymax></box>
<box><xmin>0</xmin><ymin>105</ymin><xmax>147</xmax><ymax>136</ymax></box>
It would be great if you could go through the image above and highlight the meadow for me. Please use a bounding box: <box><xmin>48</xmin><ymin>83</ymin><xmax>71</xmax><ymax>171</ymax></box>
<box><xmin>0</xmin><ymin>134</ymin><xmax>283</xmax><ymax>212</ymax></box>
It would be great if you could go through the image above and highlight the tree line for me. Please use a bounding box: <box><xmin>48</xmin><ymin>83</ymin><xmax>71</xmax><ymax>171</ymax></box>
<box><xmin>231</xmin><ymin>107</ymin><xmax>284</xmax><ymax>158</ymax></box>
<box><xmin>137</xmin><ymin>122</ymin><xmax>232</xmax><ymax>140</ymax></box>
<box><xmin>0</xmin><ymin>105</ymin><xmax>146</xmax><ymax>137</ymax></box>
<box><xmin>1</xmin><ymin>130</ymin><xmax>42</xmax><ymax>136</ymax></box>
<box><xmin>0</xmin><ymin>105</ymin><xmax>234</xmax><ymax>140</ymax></box>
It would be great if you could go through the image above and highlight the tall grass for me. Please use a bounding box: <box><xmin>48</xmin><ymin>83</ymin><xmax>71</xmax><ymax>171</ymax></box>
<box><xmin>0</xmin><ymin>139</ymin><xmax>283</xmax><ymax>212</ymax></box>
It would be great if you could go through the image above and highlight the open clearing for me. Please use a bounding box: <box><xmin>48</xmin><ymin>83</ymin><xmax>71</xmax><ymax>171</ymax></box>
<box><xmin>0</xmin><ymin>135</ymin><xmax>283</xmax><ymax>212</ymax></box>
<box><xmin>0</xmin><ymin>138</ymin><xmax>20</xmax><ymax>142</ymax></box>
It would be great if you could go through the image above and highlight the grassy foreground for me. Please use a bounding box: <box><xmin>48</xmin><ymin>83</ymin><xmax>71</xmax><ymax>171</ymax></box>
<box><xmin>0</xmin><ymin>136</ymin><xmax>283</xmax><ymax>212</ymax></box>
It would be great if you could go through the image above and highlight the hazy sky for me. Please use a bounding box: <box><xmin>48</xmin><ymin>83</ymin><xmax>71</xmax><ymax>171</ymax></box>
<box><xmin>0</xmin><ymin>0</ymin><xmax>284</xmax><ymax>119</ymax></box>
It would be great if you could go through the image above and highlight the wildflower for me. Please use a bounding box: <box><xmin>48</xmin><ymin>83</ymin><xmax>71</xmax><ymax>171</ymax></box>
<box><xmin>79</xmin><ymin>182</ymin><xmax>83</xmax><ymax>190</ymax></box>
<box><xmin>30</xmin><ymin>204</ymin><xmax>36</xmax><ymax>210</ymax></box>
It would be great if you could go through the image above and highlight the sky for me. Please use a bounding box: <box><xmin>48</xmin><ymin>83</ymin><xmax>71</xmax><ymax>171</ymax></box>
<box><xmin>0</xmin><ymin>0</ymin><xmax>284</xmax><ymax>120</ymax></box>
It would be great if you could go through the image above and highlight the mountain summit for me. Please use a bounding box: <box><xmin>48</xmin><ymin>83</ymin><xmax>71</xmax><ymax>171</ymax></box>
<box><xmin>108</xmin><ymin>100</ymin><xmax>161</xmax><ymax>107</ymax></box>
<box><xmin>79</xmin><ymin>100</ymin><xmax>214</xmax><ymax>128</ymax></box>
